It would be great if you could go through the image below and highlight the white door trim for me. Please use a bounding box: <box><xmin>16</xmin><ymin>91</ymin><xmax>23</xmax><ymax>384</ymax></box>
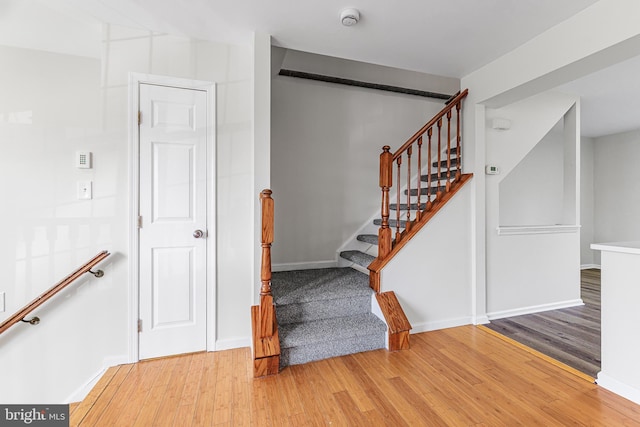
<box><xmin>128</xmin><ymin>73</ymin><xmax>216</xmax><ymax>363</ymax></box>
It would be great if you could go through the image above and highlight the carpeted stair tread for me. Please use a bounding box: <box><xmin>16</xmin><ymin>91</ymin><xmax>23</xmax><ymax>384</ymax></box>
<box><xmin>357</xmin><ymin>234</ymin><xmax>379</xmax><ymax>245</ymax></box>
<box><xmin>373</xmin><ymin>218</ymin><xmax>407</xmax><ymax>228</ymax></box>
<box><xmin>406</xmin><ymin>186</ymin><xmax>447</xmax><ymax>196</ymax></box>
<box><xmin>339</xmin><ymin>250</ymin><xmax>375</xmax><ymax>268</ymax></box>
<box><xmin>279</xmin><ymin>313</ymin><xmax>386</xmax><ymax>350</ymax></box>
<box><xmin>390</xmin><ymin>202</ymin><xmax>428</xmax><ymax>211</ymax></box>
<box><xmin>421</xmin><ymin>170</ymin><xmax>459</xmax><ymax>181</ymax></box>
<box><xmin>432</xmin><ymin>157</ymin><xmax>459</xmax><ymax>168</ymax></box>
<box><xmin>271</xmin><ymin>268</ymin><xmax>371</xmax><ymax>305</ymax></box>
<box><xmin>280</xmin><ymin>333</ymin><xmax>385</xmax><ymax>366</ymax></box>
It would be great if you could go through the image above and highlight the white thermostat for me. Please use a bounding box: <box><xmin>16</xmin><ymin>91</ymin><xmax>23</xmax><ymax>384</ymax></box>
<box><xmin>76</xmin><ymin>151</ymin><xmax>92</xmax><ymax>169</ymax></box>
<box><xmin>485</xmin><ymin>165</ymin><xmax>500</xmax><ymax>175</ymax></box>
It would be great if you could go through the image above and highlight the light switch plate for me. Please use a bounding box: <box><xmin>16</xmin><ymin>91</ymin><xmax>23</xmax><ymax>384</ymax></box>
<box><xmin>77</xmin><ymin>181</ymin><xmax>92</xmax><ymax>200</ymax></box>
<box><xmin>0</xmin><ymin>292</ymin><xmax>5</xmax><ymax>313</ymax></box>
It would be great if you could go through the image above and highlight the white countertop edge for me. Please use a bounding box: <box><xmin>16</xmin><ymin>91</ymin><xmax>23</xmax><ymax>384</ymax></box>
<box><xmin>591</xmin><ymin>241</ymin><xmax>640</xmax><ymax>255</ymax></box>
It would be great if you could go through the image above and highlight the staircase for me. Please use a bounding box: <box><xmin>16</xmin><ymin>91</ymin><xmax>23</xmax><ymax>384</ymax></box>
<box><xmin>271</xmin><ymin>267</ymin><xmax>386</xmax><ymax>367</ymax></box>
<box><xmin>339</xmin><ymin>147</ymin><xmax>461</xmax><ymax>273</ymax></box>
<box><xmin>252</xmin><ymin>89</ymin><xmax>471</xmax><ymax>376</ymax></box>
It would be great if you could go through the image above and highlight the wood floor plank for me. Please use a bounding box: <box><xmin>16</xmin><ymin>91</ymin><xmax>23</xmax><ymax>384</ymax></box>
<box><xmin>230</xmin><ymin>348</ymin><xmax>253</xmax><ymax>427</ymax></box>
<box><xmin>174</xmin><ymin>353</ymin><xmax>207</xmax><ymax>426</ymax></box>
<box><xmin>132</xmin><ymin>356</ymin><xmax>181</xmax><ymax>427</ymax></box>
<box><xmin>75</xmin><ymin>364</ymin><xmax>133</xmax><ymax>426</ymax></box>
<box><xmin>112</xmin><ymin>359</ymin><xmax>167</xmax><ymax>426</ymax></box>
<box><xmin>72</xmin><ymin>322</ymin><xmax>640</xmax><ymax>426</ymax></box>
<box><xmin>150</xmin><ymin>353</ymin><xmax>193</xmax><ymax>425</ymax></box>
<box><xmin>69</xmin><ymin>365</ymin><xmax>120</xmax><ymax>426</ymax></box>
<box><xmin>485</xmin><ymin>268</ymin><xmax>602</xmax><ymax>377</ymax></box>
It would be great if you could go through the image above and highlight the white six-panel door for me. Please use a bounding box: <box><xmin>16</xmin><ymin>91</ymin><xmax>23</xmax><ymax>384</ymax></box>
<box><xmin>138</xmin><ymin>83</ymin><xmax>208</xmax><ymax>360</ymax></box>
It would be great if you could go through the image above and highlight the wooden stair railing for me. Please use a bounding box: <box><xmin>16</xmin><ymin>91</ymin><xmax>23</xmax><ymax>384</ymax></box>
<box><xmin>251</xmin><ymin>189</ymin><xmax>280</xmax><ymax>377</ymax></box>
<box><xmin>0</xmin><ymin>251</ymin><xmax>110</xmax><ymax>335</ymax></box>
<box><xmin>368</xmin><ymin>89</ymin><xmax>472</xmax><ymax>350</ymax></box>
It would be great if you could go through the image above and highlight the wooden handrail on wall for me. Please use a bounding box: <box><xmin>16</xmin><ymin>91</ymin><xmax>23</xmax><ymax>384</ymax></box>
<box><xmin>0</xmin><ymin>251</ymin><xmax>110</xmax><ymax>335</ymax></box>
<box><xmin>371</xmin><ymin>89</ymin><xmax>471</xmax><ymax>290</ymax></box>
<box><xmin>251</xmin><ymin>189</ymin><xmax>280</xmax><ymax>377</ymax></box>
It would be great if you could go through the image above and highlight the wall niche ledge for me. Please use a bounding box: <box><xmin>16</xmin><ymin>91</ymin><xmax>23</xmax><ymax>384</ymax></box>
<box><xmin>497</xmin><ymin>225</ymin><xmax>581</xmax><ymax>236</ymax></box>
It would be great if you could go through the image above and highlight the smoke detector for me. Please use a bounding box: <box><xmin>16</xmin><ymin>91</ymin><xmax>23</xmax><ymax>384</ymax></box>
<box><xmin>340</xmin><ymin>8</ymin><xmax>360</xmax><ymax>26</ymax></box>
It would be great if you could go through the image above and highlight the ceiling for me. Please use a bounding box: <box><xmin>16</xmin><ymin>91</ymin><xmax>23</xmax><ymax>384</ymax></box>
<box><xmin>6</xmin><ymin>0</ymin><xmax>640</xmax><ymax>137</ymax></box>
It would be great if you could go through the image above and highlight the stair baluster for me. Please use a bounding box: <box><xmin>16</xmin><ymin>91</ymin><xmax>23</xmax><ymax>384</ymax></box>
<box><xmin>456</xmin><ymin>102</ymin><xmax>462</xmax><ymax>180</ymax></box>
<box><xmin>427</xmin><ymin>128</ymin><xmax>433</xmax><ymax>210</ymax></box>
<box><xmin>406</xmin><ymin>145</ymin><xmax>412</xmax><ymax>232</ymax></box>
<box><xmin>416</xmin><ymin>136</ymin><xmax>423</xmax><ymax>221</ymax></box>
<box><xmin>436</xmin><ymin>118</ymin><xmax>443</xmax><ymax>198</ymax></box>
<box><xmin>446</xmin><ymin>110</ymin><xmax>452</xmax><ymax>191</ymax></box>
<box><xmin>395</xmin><ymin>156</ymin><xmax>402</xmax><ymax>242</ymax></box>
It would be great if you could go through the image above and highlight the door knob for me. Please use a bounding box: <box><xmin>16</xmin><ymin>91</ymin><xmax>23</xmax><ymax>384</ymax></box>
<box><xmin>193</xmin><ymin>229</ymin><xmax>205</xmax><ymax>238</ymax></box>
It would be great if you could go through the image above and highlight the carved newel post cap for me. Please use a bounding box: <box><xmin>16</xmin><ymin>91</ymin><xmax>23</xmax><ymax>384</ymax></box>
<box><xmin>382</xmin><ymin>145</ymin><xmax>391</xmax><ymax>152</ymax></box>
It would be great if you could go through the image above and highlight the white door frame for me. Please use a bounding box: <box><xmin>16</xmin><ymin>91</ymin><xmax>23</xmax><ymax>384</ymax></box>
<box><xmin>128</xmin><ymin>73</ymin><xmax>216</xmax><ymax>363</ymax></box>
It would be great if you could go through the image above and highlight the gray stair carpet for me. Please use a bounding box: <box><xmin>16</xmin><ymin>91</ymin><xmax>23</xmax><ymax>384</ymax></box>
<box><xmin>406</xmin><ymin>185</ymin><xmax>447</xmax><ymax>196</ymax></box>
<box><xmin>373</xmin><ymin>218</ymin><xmax>407</xmax><ymax>228</ymax></box>
<box><xmin>339</xmin><ymin>250</ymin><xmax>375</xmax><ymax>268</ymax></box>
<box><xmin>357</xmin><ymin>234</ymin><xmax>379</xmax><ymax>245</ymax></box>
<box><xmin>390</xmin><ymin>202</ymin><xmax>428</xmax><ymax>211</ymax></box>
<box><xmin>421</xmin><ymin>169</ymin><xmax>459</xmax><ymax>182</ymax></box>
<box><xmin>433</xmin><ymin>157</ymin><xmax>459</xmax><ymax>168</ymax></box>
<box><xmin>271</xmin><ymin>267</ymin><xmax>386</xmax><ymax>367</ymax></box>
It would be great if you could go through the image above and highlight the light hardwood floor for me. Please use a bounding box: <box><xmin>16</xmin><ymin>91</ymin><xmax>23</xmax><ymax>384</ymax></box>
<box><xmin>70</xmin><ymin>325</ymin><xmax>640</xmax><ymax>426</ymax></box>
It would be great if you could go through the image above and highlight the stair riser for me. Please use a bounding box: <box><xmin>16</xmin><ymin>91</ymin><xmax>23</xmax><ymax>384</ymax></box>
<box><xmin>280</xmin><ymin>334</ymin><xmax>385</xmax><ymax>366</ymax></box>
<box><xmin>276</xmin><ymin>296</ymin><xmax>371</xmax><ymax>325</ymax></box>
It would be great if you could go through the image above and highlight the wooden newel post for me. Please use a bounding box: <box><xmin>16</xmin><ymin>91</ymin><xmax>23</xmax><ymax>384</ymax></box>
<box><xmin>379</xmin><ymin>146</ymin><xmax>393</xmax><ymax>259</ymax></box>
<box><xmin>259</xmin><ymin>189</ymin><xmax>275</xmax><ymax>337</ymax></box>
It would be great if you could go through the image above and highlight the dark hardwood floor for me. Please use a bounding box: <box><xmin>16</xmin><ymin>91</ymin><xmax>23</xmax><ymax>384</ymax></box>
<box><xmin>485</xmin><ymin>269</ymin><xmax>601</xmax><ymax>378</ymax></box>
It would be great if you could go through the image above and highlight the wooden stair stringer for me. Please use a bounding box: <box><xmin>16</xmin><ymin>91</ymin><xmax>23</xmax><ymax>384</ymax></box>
<box><xmin>368</xmin><ymin>172</ymin><xmax>473</xmax><ymax>292</ymax></box>
<box><xmin>251</xmin><ymin>305</ymin><xmax>280</xmax><ymax>377</ymax></box>
<box><xmin>376</xmin><ymin>291</ymin><xmax>411</xmax><ymax>351</ymax></box>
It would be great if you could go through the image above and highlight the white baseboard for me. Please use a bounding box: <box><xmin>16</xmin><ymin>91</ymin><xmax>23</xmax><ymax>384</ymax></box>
<box><xmin>64</xmin><ymin>356</ymin><xmax>129</xmax><ymax>403</ymax></box>
<box><xmin>64</xmin><ymin>355</ymin><xmax>128</xmax><ymax>404</ymax></box>
<box><xmin>65</xmin><ymin>368</ymin><xmax>106</xmax><ymax>404</ymax></box>
<box><xmin>597</xmin><ymin>372</ymin><xmax>640</xmax><ymax>405</ymax></box>
<box><xmin>473</xmin><ymin>315</ymin><xmax>490</xmax><ymax>325</ymax></box>
<box><xmin>272</xmin><ymin>260</ymin><xmax>337</xmax><ymax>272</ymax></box>
<box><xmin>580</xmin><ymin>264</ymin><xmax>601</xmax><ymax>270</ymax></box>
<box><xmin>215</xmin><ymin>337</ymin><xmax>251</xmax><ymax>351</ymax></box>
<box><xmin>487</xmin><ymin>299</ymin><xmax>583</xmax><ymax>320</ymax></box>
<box><xmin>410</xmin><ymin>316</ymin><xmax>473</xmax><ymax>334</ymax></box>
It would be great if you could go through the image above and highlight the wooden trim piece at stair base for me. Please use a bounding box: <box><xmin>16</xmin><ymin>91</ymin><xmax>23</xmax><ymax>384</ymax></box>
<box><xmin>369</xmin><ymin>173</ymin><xmax>473</xmax><ymax>277</ymax></box>
<box><xmin>251</xmin><ymin>305</ymin><xmax>280</xmax><ymax>377</ymax></box>
<box><xmin>376</xmin><ymin>291</ymin><xmax>412</xmax><ymax>351</ymax></box>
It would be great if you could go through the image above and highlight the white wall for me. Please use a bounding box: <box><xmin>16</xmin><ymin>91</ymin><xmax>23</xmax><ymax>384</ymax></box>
<box><xmin>271</xmin><ymin>52</ymin><xmax>459</xmax><ymax>265</ymax></box>
<box><xmin>461</xmin><ymin>0</ymin><xmax>640</xmax><ymax>321</ymax></box>
<box><xmin>499</xmin><ymin>127</ymin><xmax>565</xmax><ymax>226</ymax></box>
<box><xmin>485</xmin><ymin>92</ymin><xmax>581</xmax><ymax>317</ymax></box>
<box><xmin>0</xmin><ymin>21</ymin><xmax>257</xmax><ymax>403</ymax></box>
<box><xmin>580</xmin><ymin>137</ymin><xmax>596</xmax><ymax>266</ymax></box>
<box><xmin>593</xmin><ymin>130</ymin><xmax>640</xmax><ymax>265</ymax></box>
<box><xmin>380</xmin><ymin>185</ymin><xmax>472</xmax><ymax>332</ymax></box>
